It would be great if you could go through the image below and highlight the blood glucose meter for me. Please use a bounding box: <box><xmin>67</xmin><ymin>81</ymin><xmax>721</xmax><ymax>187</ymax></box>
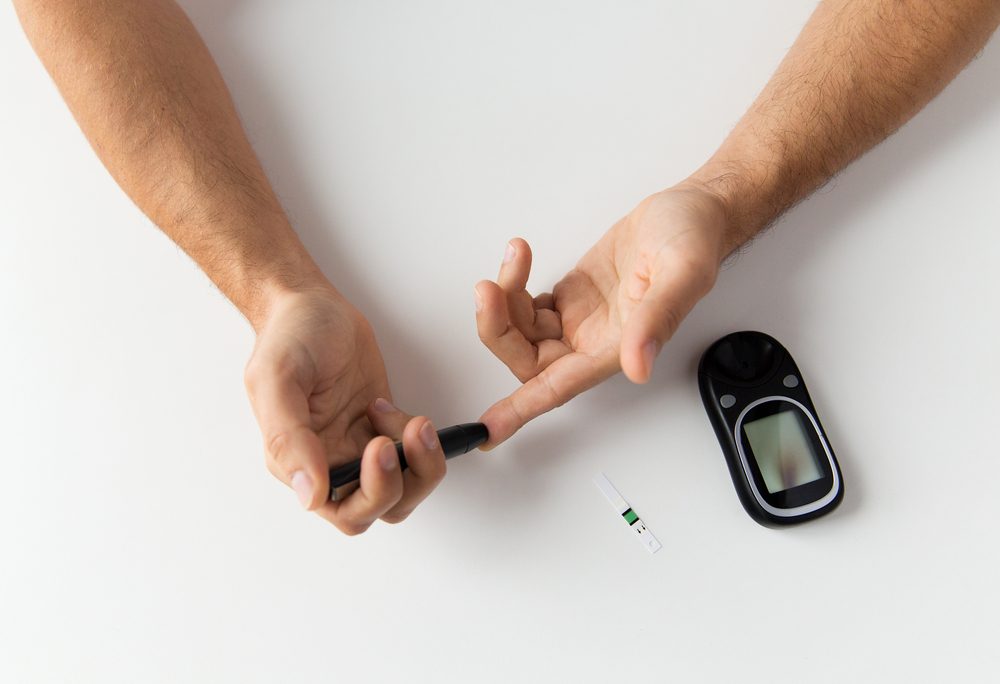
<box><xmin>698</xmin><ymin>331</ymin><xmax>844</xmax><ymax>526</ymax></box>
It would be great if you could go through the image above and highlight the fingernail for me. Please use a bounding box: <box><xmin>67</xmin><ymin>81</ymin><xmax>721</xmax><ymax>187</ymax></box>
<box><xmin>291</xmin><ymin>470</ymin><xmax>313</xmax><ymax>509</ymax></box>
<box><xmin>474</xmin><ymin>286</ymin><xmax>483</xmax><ymax>313</ymax></box>
<box><xmin>420</xmin><ymin>420</ymin><xmax>439</xmax><ymax>450</ymax></box>
<box><xmin>379</xmin><ymin>442</ymin><xmax>398</xmax><ymax>471</ymax></box>
<box><xmin>642</xmin><ymin>340</ymin><xmax>658</xmax><ymax>375</ymax></box>
<box><xmin>503</xmin><ymin>242</ymin><xmax>515</xmax><ymax>264</ymax></box>
<box><xmin>373</xmin><ymin>397</ymin><xmax>396</xmax><ymax>413</ymax></box>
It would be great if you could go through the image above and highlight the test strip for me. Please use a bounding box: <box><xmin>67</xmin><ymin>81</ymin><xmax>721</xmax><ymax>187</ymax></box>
<box><xmin>594</xmin><ymin>472</ymin><xmax>661</xmax><ymax>554</ymax></box>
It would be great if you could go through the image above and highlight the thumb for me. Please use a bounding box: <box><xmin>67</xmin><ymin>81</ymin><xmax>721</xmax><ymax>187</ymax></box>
<box><xmin>620</xmin><ymin>263</ymin><xmax>714</xmax><ymax>383</ymax></box>
<box><xmin>244</xmin><ymin>359</ymin><xmax>330</xmax><ymax>510</ymax></box>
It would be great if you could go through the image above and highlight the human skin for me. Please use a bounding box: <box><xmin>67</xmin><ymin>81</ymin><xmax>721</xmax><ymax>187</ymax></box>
<box><xmin>475</xmin><ymin>0</ymin><xmax>1000</xmax><ymax>447</ymax></box>
<box><xmin>13</xmin><ymin>0</ymin><xmax>1000</xmax><ymax>532</ymax></box>
<box><xmin>13</xmin><ymin>0</ymin><xmax>445</xmax><ymax>535</ymax></box>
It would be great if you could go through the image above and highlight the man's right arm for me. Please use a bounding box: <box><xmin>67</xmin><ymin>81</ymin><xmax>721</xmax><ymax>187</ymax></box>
<box><xmin>13</xmin><ymin>0</ymin><xmax>321</xmax><ymax>327</ymax></box>
<box><xmin>14</xmin><ymin>0</ymin><xmax>448</xmax><ymax>534</ymax></box>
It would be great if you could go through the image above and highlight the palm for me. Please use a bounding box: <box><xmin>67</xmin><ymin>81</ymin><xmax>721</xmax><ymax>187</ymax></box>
<box><xmin>476</xmin><ymin>186</ymin><xmax>727</xmax><ymax>444</ymax></box>
<box><xmin>246</xmin><ymin>287</ymin><xmax>451</xmax><ymax>534</ymax></box>
<box><xmin>551</xmin><ymin>257</ymin><xmax>620</xmax><ymax>360</ymax></box>
<box><xmin>545</xmin><ymin>191</ymin><xmax>724</xmax><ymax>373</ymax></box>
<box><xmin>249</xmin><ymin>289</ymin><xmax>391</xmax><ymax>468</ymax></box>
<box><xmin>304</xmin><ymin>325</ymin><xmax>389</xmax><ymax>467</ymax></box>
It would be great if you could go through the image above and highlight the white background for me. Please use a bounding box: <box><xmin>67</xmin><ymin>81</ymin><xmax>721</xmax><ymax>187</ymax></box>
<box><xmin>2</xmin><ymin>2</ymin><xmax>999</xmax><ymax>682</ymax></box>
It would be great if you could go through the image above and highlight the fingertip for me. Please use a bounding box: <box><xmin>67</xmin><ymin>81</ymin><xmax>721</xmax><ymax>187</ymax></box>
<box><xmin>475</xmin><ymin>428</ymin><xmax>500</xmax><ymax>451</ymax></box>
<box><xmin>498</xmin><ymin>238</ymin><xmax>532</xmax><ymax>291</ymax></box>
<box><xmin>475</xmin><ymin>438</ymin><xmax>498</xmax><ymax>452</ymax></box>
<box><xmin>371</xmin><ymin>435</ymin><xmax>399</xmax><ymax>468</ymax></box>
<box><xmin>620</xmin><ymin>307</ymin><xmax>660</xmax><ymax>383</ymax></box>
<box><xmin>473</xmin><ymin>414</ymin><xmax>498</xmax><ymax>451</ymax></box>
<box><xmin>266</xmin><ymin>427</ymin><xmax>330</xmax><ymax>510</ymax></box>
<box><xmin>475</xmin><ymin>280</ymin><xmax>501</xmax><ymax>312</ymax></box>
<box><xmin>478</xmin><ymin>403</ymin><xmax>519</xmax><ymax>449</ymax></box>
<box><xmin>416</xmin><ymin>417</ymin><xmax>441</xmax><ymax>453</ymax></box>
<box><xmin>402</xmin><ymin>416</ymin><xmax>446</xmax><ymax>483</ymax></box>
<box><xmin>291</xmin><ymin>470</ymin><xmax>315</xmax><ymax>510</ymax></box>
<box><xmin>622</xmin><ymin>365</ymin><xmax>650</xmax><ymax>385</ymax></box>
<box><xmin>474</xmin><ymin>280</ymin><xmax>490</xmax><ymax>307</ymax></box>
<box><xmin>401</xmin><ymin>415</ymin><xmax>426</xmax><ymax>447</ymax></box>
<box><xmin>367</xmin><ymin>397</ymin><xmax>413</xmax><ymax>439</ymax></box>
<box><xmin>361</xmin><ymin>435</ymin><xmax>401</xmax><ymax>487</ymax></box>
<box><xmin>621</xmin><ymin>339</ymin><xmax>657</xmax><ymax>384</ymax></box>
<box><xmin>475</xmin><ymin>279</ymin><xmax>502</xmax><ymax>298</ymax></box>
<box><xmin>366</xmin><ymin>397</ymin><xmax>391</xmax><ymax>426</ymax></box>
<box><xmin>475</xmin><ymin>280</ymin><xmax>512</xmax><ymax>339</ymax></box>
<box><xmin>370</xmin><ymin>397</ymin><xmax>398</xmax><ymax>415</ymax></box>
<box><xmin>641</xmin><ymin>340</ymin><xmax>658</xmax><ymax>379</ymax></box>
<box><xmin>508</xmin><ymin>237</ymin><xmax>531</xmax><ymax>259</ymax></box>
<box><xmin>533</xmin><ymin>292</ymin><xmax>555</xmax><ymax>310</ymax></box>
<box><xmin>311</xmin><ymin>467</ymin><xmax>332</xmax><ymax>510</ymax></box>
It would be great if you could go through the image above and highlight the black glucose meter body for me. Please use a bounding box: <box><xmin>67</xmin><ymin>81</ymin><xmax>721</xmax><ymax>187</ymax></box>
<box><xmin>698</xmin><ymin>331</ymin><xmax>843</xmax><ymax>527</ymax></box>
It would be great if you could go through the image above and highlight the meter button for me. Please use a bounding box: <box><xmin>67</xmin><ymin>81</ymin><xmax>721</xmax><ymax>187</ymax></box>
<box><xmin>720</xmin><ymin>394</ymin><xmax>736</xmax><ymax>409</ymax></box>
<box><xmin>782</xmin><ymin>374</ymin><xmax>799</xmax><ymax>388</ymax></box>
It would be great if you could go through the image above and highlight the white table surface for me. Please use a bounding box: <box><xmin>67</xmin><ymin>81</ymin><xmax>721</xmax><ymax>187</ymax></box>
<box><xmin>2</xmin><ymin>2</ymin><xmax>999</xmax><ymax>682</ymax></box>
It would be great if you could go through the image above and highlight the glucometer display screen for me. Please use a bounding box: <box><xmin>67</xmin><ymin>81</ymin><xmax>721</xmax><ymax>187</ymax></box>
<box><xmin>742</xmin><ymin>409</ymin><xmax>823</xmax><ymax>494</ymax></box>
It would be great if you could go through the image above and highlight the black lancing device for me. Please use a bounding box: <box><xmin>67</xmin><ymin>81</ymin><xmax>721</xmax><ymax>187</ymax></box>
<box><xmin>327</xmin><ymin>423</ymin><xmax>489</xmax><ymax>501</ymax></box>
<box><xmin>698</xmin><ymin>331</ymin><xmax>844</xmax><ymax>527</ymax></box>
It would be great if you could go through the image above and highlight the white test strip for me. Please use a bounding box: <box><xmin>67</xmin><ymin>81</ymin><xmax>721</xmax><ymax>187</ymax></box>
<box><xmin>594</xmin><ymin>473</ymin><xmax>661</xmax><ymax>554</ymax></box>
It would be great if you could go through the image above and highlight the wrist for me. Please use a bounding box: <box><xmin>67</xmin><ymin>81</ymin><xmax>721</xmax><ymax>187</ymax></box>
<box><xmin>683</xmin><ymin>163</ymin><xmax>776</xmax><ymax>259</ymax></box>
<box><xmin>237</xmin><ymin>250</ymin><xmax>338</xmax><ymax>333</ymax></box>
<box><xmin>685</xmin><ymin>125</ymin><xmax>806</xmax><ymax>258</ymax></box>
<box><xmin>248</xmin><ymin>275</ymin><xmax>338</xmax><ymax>333</ymax></box>
<box><xmin>201</xmin><ymin>213</ymin><xmax>337</xmax><ymax>332</ymax></box>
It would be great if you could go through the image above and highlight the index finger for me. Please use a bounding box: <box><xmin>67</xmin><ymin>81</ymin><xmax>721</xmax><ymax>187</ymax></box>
<box><xmin>478</xmin><ymin>351</ymin><xmax>617</xmax><ymax>447</ymax></box>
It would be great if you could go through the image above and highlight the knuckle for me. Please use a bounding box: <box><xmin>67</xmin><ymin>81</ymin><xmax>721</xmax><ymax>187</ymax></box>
<box><xmin>505</xmin><ymin>397</ymin><xmax>529</xmax><ymax>431</ymax></box>
<box><xmin>511</xmin><ymin>366</ymin><xmax>533</xmax><ymax>384</ymax></box>
<box><xmin>537</xmin><ymin>371</ymin><xmax>565</xmax><ymax>408</ymax></box>
<box><xmin>417</xmin><ymin>457</ymin><xmax>447</xmax><ymax>487</ymax></box>
<box><xmin>661</xmin><ymin>307</ymin><xmax>683</xmax><ymax>339</ymax></box>
<box><xmin>478</xmin><ymin>319</ymin><xmax>501</xmax><ymax>343</ymax></box>
<box><xmin>245</xmin><ymin>352</ymin><xmax>301</xmax><ymax>395</ymax></box>
<box><xmin>265</xmin><ymin>430</ymin><xmax>296</xmax><ymax>472</ymax></box>
<box><xmin>690</xmin><ymin>264</ymin><xmax>718</xmax><ymax>295</ymax></box>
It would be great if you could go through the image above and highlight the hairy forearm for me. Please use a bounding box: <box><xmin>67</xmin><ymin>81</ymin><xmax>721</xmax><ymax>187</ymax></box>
<box><xmin>690</xmin><ymin>0</ymin><xmax>1000</xmax><ymax>255</ymax></box>
<box><xmin>14</xmin><ymin>0</ymin><xmax>327</xmax><ymax>329</ymax></box>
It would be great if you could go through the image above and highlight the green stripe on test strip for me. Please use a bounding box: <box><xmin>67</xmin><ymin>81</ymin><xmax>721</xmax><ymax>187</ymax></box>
<box><xmin>622</xmin><ymin>508</ymin><xmax>638</xmax><ymax>525</ymax></box>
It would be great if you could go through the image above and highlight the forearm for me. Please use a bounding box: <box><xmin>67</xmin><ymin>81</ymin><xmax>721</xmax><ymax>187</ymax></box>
<box><xmin>14</xmin><ymin>0</ymin><xmax>327</xmax><ymax>329</ymax></box>
<box><xmin>690</xmin><ymin>0</ymin><xmax>1000</xmax><ymax>255</ymax></box>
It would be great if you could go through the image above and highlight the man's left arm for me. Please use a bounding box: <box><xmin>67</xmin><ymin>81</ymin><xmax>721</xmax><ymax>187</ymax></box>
<box><xmin>475</xmin><ymin>0</ymin><xmax>1000</xmax><ymax>446</ymax></box>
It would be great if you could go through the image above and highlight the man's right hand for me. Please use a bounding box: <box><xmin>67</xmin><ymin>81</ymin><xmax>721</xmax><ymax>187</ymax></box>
<box><xmin>13</xmin><ymin>0</ymin><xmax>450</xmax><ymax>535</ymax></box>
<box><xmin>244</xmin><ymin>287</ymin><xmax>447</xmax><ymax>535</ymax></box>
